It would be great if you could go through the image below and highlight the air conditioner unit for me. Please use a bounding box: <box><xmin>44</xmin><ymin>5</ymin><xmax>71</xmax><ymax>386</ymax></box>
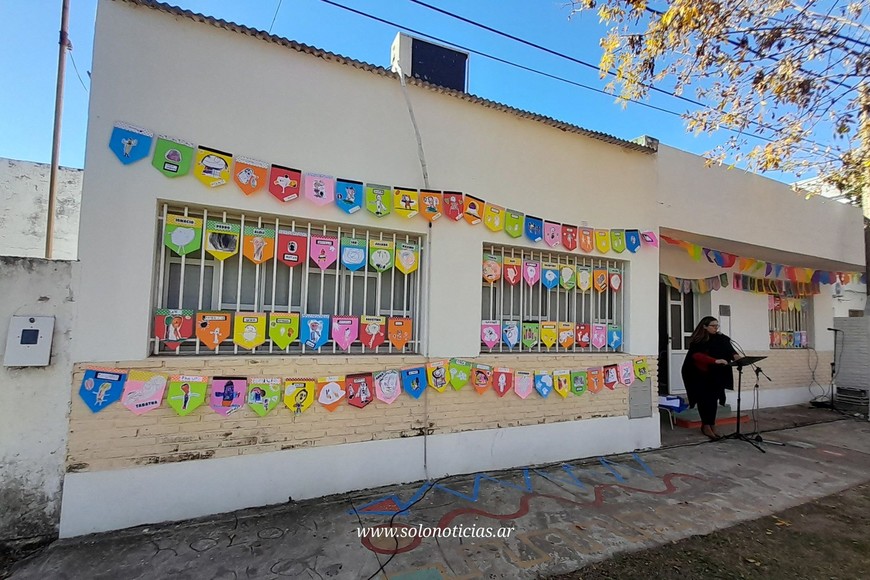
<box><xmin>390</xmin><ymin>33</ymin><xmax>469</xmax><ymax>93</ymax></box>
<box><xmin>835</xmin><ymin>387</ymin><xmax>869</xmax><ymax>418</ymax></box>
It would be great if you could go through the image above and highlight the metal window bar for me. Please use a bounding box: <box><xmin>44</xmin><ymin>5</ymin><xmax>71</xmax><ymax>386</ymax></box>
<box><xmin>152</xmin><ymin>204</ymin><xmax>422</xmax><ymax>356</ymax></box>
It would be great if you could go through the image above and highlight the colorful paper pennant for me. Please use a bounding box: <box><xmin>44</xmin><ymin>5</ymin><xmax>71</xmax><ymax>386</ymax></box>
<box><xmin>394</xmin><ymin>188</ymin><xmax>419</xmax><ymax>218</ymax></box>
<box><xmin>247</xmin><ymin>378</ymin><xmax>282</xmax><ymax>417</ymax></box>
<box><xmin>303</xmin><ymin>173</ymin><xmax>335</xmax><ymax>206</ymax></box>
<box><xmin>360</xmin><ymin>316</ymin><xmax>386</xmax><ymax>349</ymax></box>
<box><xmin>369</xmin><ymin>239</ymin><xmax>395</xmax><ymax>272</ymax></box>
<box><xmin>448</xmin><ymin>358</ymin><xmax>472</xmax><ymax>390</ymax></box>
<box><xmin>310</xmin><ymin>235</ymin><xmax>338</xmax><ymax>270</ymax></box>
<box><xmin>618</xmin><ymin>361</ymin><xmax>635</xmax><ymax>386</ymax></box>
<box><xmin>242</xmin><ymin>226</ymin><xmax>275</xmax><ymax>265</ymax></box>
<box><xmin>609</xmin><ymin>268</ymin><xmax>622</xmax><ymax>292</ymax></box>
<box><xmin>300</xmin><ymin>314</ymin><xmax>330</xmax><ymax>350</ymax></box>
<box><xmin>522</xmin><ymin>322</ymin><xmax>539</xmax><ymax>349</ymax></box>
<box><xmin>472</xmin><ymin>363</ymin><xmax>493</xmax><ymax>395</ymax></box>
<box><xmin>194</xmin><ymin>146</ymin><xmax>232</xmax><ymax>188</ymax></box>
<box><xmin>594</xmin><ymin>230</ymin><xmax>611</xmax><ymax>253</ymax></box>
<box><xmin>640</xmin><ymin>231</ymin><xmax>659</xmax><ymax>248</ymax></box>
<box><xmin>625</xmin><ymin>230</ymin><xmax>641</xmax><ymax>253</ymax></box>
<box><xmin>553</xmin><ymin>370</ymin><xmax>571</xmax><ymax>398</ymax></box>
<box><xmin>591</xmin><ymin>324</ymin><xmax>607</xmax><ymax>349</ymax></box>
<box><xmin>593</xmin><ymin>268</ymin><xmax>608</xmax><ymax>293</ymax></box>
<box><xmin>154</xmin><ymin>308</ymin><xmax>193</xmax><ymax>350</ymax></box>
<box><xmin>579</xmin><ymin>228</ymin><xmax>594</xmax><ymax>253</ymax></box>
<box><xmin>577</xmin><ymin>266</ymin><xmax>592</xmax><ymax>292</ymax></box>
<box><xmin>152</xmin><ymin>135</ymin><xmax>193</xmax><ymax>177</ymax></box>
<box><xmin>388</xmin><ymin>317</ymin><xmax>413</xmax><ymax>350</ymax></box>
<box><xmin>205</xmin><ymin>220</ymin><xmax>240</xmax><ymax>261</ymax></box>
<box><xmin>374</xmin><ymin>370</ymin><xmax>402</xmax><ymax>404</ymax></box>
<box><xmin>163</xmin><ymin>215</ymin><xmax>202</xmax><ymax>256</ymax></box>
<box><xmin>167</xmin><ymin>375</ymin><xmax>207</xmax><ymax>416</ymax></box>
<box><xmin>196</xmin><ymin>312</ymin><xmax>231</xmax><ymax>350</ymax></box>
<box><xmin>502</xmin><ymin>320</ymin><xmax>520</xmax><ymax>349</ymax></box>
<box><xmin>483</xmin><ymin>204</ymin><xmax>505</xmax><ymax>232</ymax></box>
<box><xmin>269</xmin><ymin>313</ymin><xmax>299</xmax><ymax>350</ymax></box>
<box><xmin>541</xmin><ymin>262</ymin><xmax>559</xmax><ymax>290</ymax></box>
<box><xmin>503</xmin><ymin>257</ymin><xmax>522</xmax><ymax>286</ymax></box>
<box><xmin>414</xmin><ymin>189</ymin><xmax>442</xmax><ymax>222</ymax></box>
<box><xmin>365</xmin><ymin>183</ymin><xmax>392</xmax><ymax>217</ymax></box>
<box><xmin>504</xmin><ymin>210</ymin><xmax>524</xmax><ymax>238</ymax></box>
<box><xmin>514</xmin><ymin>370</ymin><xmax>533</xmax><ymax>399</ymax></box>
<box><xmin>331</xmin><ymin>316</ymin><xmax>359</xmax><ymax>351</ymax></box>
<box><xmin>482</xmin><ymin>253</ymin><xmax>502</xmax><ymax>284</ymax></box>
<box><xmin>463</xmin><ymin>195</ymin><xmax>484</xmax><ymax>225</ymax></box>
<box><xmin>340</xmin><ymin>237</ymin><xmax>367</xmax><ymax>271</ymax></box>
<box><xmin>570</xmin><ymin>370</ymin><xmax>587</xmax><ymax>396</ymax></box>
<box><xmin>603</xmin><ymin>365</ymin><xmax>619</xmax><ymax>390</ymax></box>
<box><xmin>587</xmin><ymin>367</ymin><xmax>604</xmax><ymax>393</ymax></box>
<box><xmin>233</xmin><ymin>312</ymin><xmax>267</xmax><ymax>350</ymax></box>
<box><xmin>269</xmin><ymin>164</ymin><xmax>301</xmax><ymax>202</ymax></box>
<box><xmin>562</xmin><ymin>225</ymin><xmax>578</xmax><ymax>251</ymax></box>
<box><xmin>534</xmin><ymin>371</ymin><xmax>553</xmax><ymax>398</ymax></box>
<box><xmin>335</xmin><ymin>178</ymin><xmax>364</xmax><ymax>214</ymax></box>
<box><xmin>524</xmin><ymin>216</ymin><xmax>543</xmax><ymax>242</ymax></box>
<box><xmin>442</xmin><ymin>191</ymin><xmax>464</xmax><ymax>221</ymax></box>
<box><xmin>492</xmin><ymin>367</ymin><xmax>513</xmax><ymax>397</ymax></box>
<box><xmin>396</xmin><ymin>242</ymin><xmax>420</xmax><ymax>274</ymax></box>
<box><xmin>401</xmin><ymin>367</ymin><xmax>427</xmax><ymax>399</ymax></box>
<box><xmin>233</xmin><ymin>157</ymin><xmax>268</xmax><ymax>196</ymax></box>
<box><xmin>634</xmin><ymin>358</ymin><xmax>650</xmax><ymax>382</ymax></box>
<box><xmin>284</xmin><ymin>379</ymin><xmax>315</xmax><ymax>414</ymax></box>
<box><xmin>610</xmin><ymin>230</ymin><xmax>626</xmax><ymax>253</ymax></box>
<box><xmin>523</xmin><ymin>260</ymin><xmax>541</xmax><ymax>287</ymax></box>
<box><xmin>109</xmin><ymin>122</ymin><xmax>152</xmax><ymax>165</ymax></box>
<box><xmin>277</xmin><ymin>230</ymin><xmax>308</xmax><ymax>268</ymax></box>
<box><xmin>608</xmin><ymin>325</ymin><xmax>623</xmax><ymax>350</ymax></box>
<box><xmin>543</xmin><ymin>222</ymin><xmax>561</xmax><ymax>247</ymax></box>
<box><xmin>121</xmin><ymin>370</ymin><xmax>167</xmax><ymax>415</ymax></box>
<box><xmin>426</xmin><ymin>360</ymin><xmax>449</xmax><ymax>392</ymax></box>
<box><xmin>575</xmin><ymin>323</ymin><xmax>591</xmax><ymax>348</ymax></box>
<box><xmin>346</xmin><ymin>373</ymin><xmax>375</xmax><ymax>408</ymax></box>
<box><xmin>559</xmin><ymin>265</ymin><xmax>576</xmax><ymax>290</ymax></box>
<box><xmin>558</xmin><ymin>322</ymin><xmax>575</xmax><ymax>349</ymax></box>
<box><xmin>210</xmin><ymin>378</ymin><xmax>246</xmax><ymax>416</ymax></box>
<box><xmin>481</xmin><ymin>320</ymin><xmax>501</xmax><ymax>349</ymax></box>
<box><xmin>316</xmin><ymin>376</ymin><xmax>346</xmax><ymax>411</ymax></box>
<box><xmin>540</xmin><ymin>321</ymin><xmax>558</xmax><ymax>349</ymax></box>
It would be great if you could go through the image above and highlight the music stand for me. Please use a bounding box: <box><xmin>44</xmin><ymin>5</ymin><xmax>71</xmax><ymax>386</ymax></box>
<box><xmin>721</xmin><ymin>356</ymin><xmax>768</xmax><ymax>452</ymax></box>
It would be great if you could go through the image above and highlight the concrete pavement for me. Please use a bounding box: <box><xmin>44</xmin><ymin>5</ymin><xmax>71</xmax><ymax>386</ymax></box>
<box><xmin>9</xmin><ymin>408</ymin><xmax>870</xmax><ymax>579</ymax></box>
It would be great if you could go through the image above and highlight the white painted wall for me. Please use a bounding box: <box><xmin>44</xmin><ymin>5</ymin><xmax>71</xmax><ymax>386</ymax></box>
<box><xmin>59</xmin><ymin>414</ymin><xmax>659</xmax><ymax>537</ymax></box>
<box><xmin>0</xmin><ymin>158</ymin><xmax>82</xmax><ymax>260</ymax></box>
<box><xmin>656</xmin><ymin>145</ymin><xmax>865</xmax><ymax>266</ymax></box>
<box><xmin>0</xmin><ymin>257</ymin><xmax>76</xmax><ymax>542</ymax></box>
<box><xmin>76</xmin><ymin>0</ymin><xmax>660</xmax><ymax>364</ymax></box>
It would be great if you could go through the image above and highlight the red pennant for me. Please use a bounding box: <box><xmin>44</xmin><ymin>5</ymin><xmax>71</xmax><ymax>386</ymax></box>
<box><xmin>492</xmin><ymin>368</ymin><xmax>513</xmax><ymax>397</ymax></box>
<box><xmin>276</xmin><ymin>230</ymin><xmax>308</xmax><ymax>268</ymax></box>
<box><xmin>562</xmin><ymin>225</ymin><xmax>578</xmax><ymax>251</ymax></box>
<box><xmin>443</xmin><ymin>191</ymin><xmax>464</xmax><ymax>221</ymax></box>
<box><xmin>268</xmin><ymin>164</ymin><xmax>301</xmax><ymax>202</ymax></box>
<box><xmin>360</xmin><ymin>316</ymin><xmax>386</xmax><ymax>350</ymax></box>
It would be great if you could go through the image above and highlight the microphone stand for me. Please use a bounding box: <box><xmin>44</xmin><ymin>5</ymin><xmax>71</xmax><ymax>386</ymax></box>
<box><xmin>747</xmin><ymin>365</ymin><xmax>784</xmax><ymax>446</ymax></box>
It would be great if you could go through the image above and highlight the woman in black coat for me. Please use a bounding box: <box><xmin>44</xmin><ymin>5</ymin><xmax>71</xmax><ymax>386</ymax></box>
<box><xmin>681</xmin><ymin>316</ymin><xmax>742</xmax><ymax>440</ymax></box>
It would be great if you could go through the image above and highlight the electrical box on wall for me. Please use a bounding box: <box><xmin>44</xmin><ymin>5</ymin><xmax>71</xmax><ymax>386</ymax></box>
<box><xmin>4</xmin><ymin>315</ymin><xmax>55</xmax><ymax>367</ymax></box>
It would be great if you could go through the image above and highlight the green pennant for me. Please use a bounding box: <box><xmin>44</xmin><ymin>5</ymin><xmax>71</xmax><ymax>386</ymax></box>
<box><xmin>504</xmin><ymin>210</ymin><xmax>524</xmax><ymax>238</ymax></box>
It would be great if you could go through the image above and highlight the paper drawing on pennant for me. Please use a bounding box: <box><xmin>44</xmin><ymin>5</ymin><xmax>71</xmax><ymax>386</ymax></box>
<box><xmin>247</xmin><ymin>378</ymin><xmax>281</xmax><ymax>417</ymax></box>
<box><xmin>233</xmin><ymin>313</ymin><xmax>266</xmax><ymax>350</ymax></box>
<box><xmin>426</xmin><ymin>360</ymin><xmax>449</xmax><ymax>392</ymax></box>
<box><xmin>122</xmin><ymin>370</ymin><xmax>167</xmax><ymax>415</ymax></box>
<box><xmin>633</xmin><ymin>358</ymin><xmax>650</xmax><ymax>381</ymax></box>
<box><xmin>482</xmin><ymin>254</ymin><xmax>502</xmax><ymax>284</ymax></box>
<box><xmin>233</xmin><ymin>157</ymin><xmax>268</xmax><ymax>195</ymax></box>
<box><xmin>443</xmin><ymin>192</ymin><xmax>463</xmax><ymax>221</ymax></box>
<box><xmin>618</xmin><ymin>361</ymin><xmax>635</xmax><ymax>386</ymax></box>
<box><xmin>558</xmin><ymin>322</ymin><xmax>575</xmax><ymax>349</ymax></box>
<box><xmin>492</xmin><ymin>367</ymin><xmax>512</xmax><ymax>397</ymax></box>
<box><xmin>365</xmin><ymin>184</ymin><xmax>392</xmax><ymax>217</ymax></box>
<box><xmin>503</xmin><ymin>257</ymin><xmax>521</xmax><ymax>285</ymax></box>
<box><xmin>472</xmin><ymin>364</ymin><xmax>492</xmax><ymax>395</ymax></box>
<box><xmin>210</xmin><ymin>378</ymin><xmax>246</xmax><ymax>416</ymax></box>
<box><xmin>269</xmin><ymin>165</ymin><xmax>301</xmax><ymax>202</ymax></box>
<box><xmin>625</xmin><ymin>230</ymin><xmax>641</xmax><ymax>253</ymax></box>
<box><xmin>522</xmin><ymin>322</ymin><xmax>539</xmax><ymax>349</ymax></box>
<box><xmin>277</xmin><ymin>230</ymin><xmax>307</xmax><ymax>268</ymax></box>
<box><xmin>587</xmin><ymin>368</ymin><xmax>604</xmax><ymax>393</ymax></box>
<box><xmin>283</xmin><ymin>379</ymin><xmax>314</xmax><ymax>414</ymax></box>
<box><xmin>534</xmin><ymin>372</ymin><xmax>553</xmax><ymax>398</ymax></box>
<box><xmin>388</xmin><ymin>317</ymin><xmax>413</xmax><ymax>350</ymax></box>
<box><xmin>152</xmin><ymin>135</ymin><xmax>193</xmax><ymax>177</ymax></box>
<box><xmin>346</xmin><ymin>374</ymin><xmax>375</xmax><ymax>408</ymax></box>
<box><xmin>163</xmin><ymin>215</ymin><xmax>202</xmax><ymax>256</ymax></box>
<box><xmin>194</xmin><ymin>147</ymin><xmax>232</xmax><ymax>188</ymax></box>
<box><xmin>571</xmin><ymin>371</ymin><xmax>587</xmax><ymax>396</ymax></box>
<box><xmin>335</xmin><ymin>179</ymin><xmax>364</xmax><ymax>214</ymax></box>
<box><xmin>396</xmin><ymin>243</ymin><xmax>419</xmax><ymax>274</ymax></box>
<box><xmin>575</xmin><ymin>323</ymin><xmax>590</xmax><ymax>347</ymax></box>
<box><xmin>553</xmin><ymin>370</ymin><xmax>571</xmax><ymax>398</ymax></box>
<box><xmin>603</xmin><ymin>365</ymin><xmax>618</xmax><ymax>389</ymax></box>
<box><xmin>304</xmin><ymin>173</ymin><xmax>336</xmax><ymax>206</ymax></box>
<box><xmin>401</xmin><ymin>367</ymin><xmax>427</xmax><ymax>399</ymax></box>
<box><xmin>463</xmin><ymin>195</ymin><xmax>483</xmax><ymax>225</ymax></box>
<box><xmin>608</xmin><ymin>325</ymin><xmax>622</xmax><ymax>350</ymax></box>
<box><xmin>331</xmin><ymin>316</ymin><xmax>359</xmax><ymax>351</ymax></box>
<box><xmin>562</xmin><ymin>225</ymin><xmax>578</xmax><ymax>251</ymax></box>
<box><xmin>269</xmin><ymin>313</ymin><xmax>299</xmax><ymax>350</ymax></box>
<box><xmin>420</xmin><ymin>190</ymin><xmax>442</xmax><ymax>221</ymax></box>
<box><xmin>448</xmin><ymin>359</ymin><xmax>472</xmax><ymax>390</ymax></box>
<box><xmin>523</xmin><ymin>260</ymin><xmax>541</xmax><ymax>286</ymax></box>
<box><xmin>167</xmin><ymin>375</ymin><xmax>207</xmax><ymax>416</ymax></box>
<box><xmin>502</xmin><ymin>320</ymin><xmax>520</xmax><ymax>349</ymax></box>
<box><xmin>154</xmin><ymin>308</ymin><xmax>193</xmax><ymax>350</ymax></box>
<box><xmin>481</xmin><ymin>320</ymin><xmax>500</xmax><ymax>349</ymax></box>
<box><xmin>374</xmin><ymin>370</ymin><xmax>402</xmax><ymax>404</ymax></box>
<box><xmin>514</xmin><ymin>371</ymin><xmax>533</xmax><ymax>399</ymax></box>
<box><xmin>394</xmin><ymin>188</ymin><xmax>419</xmax><ymax>218</ymax></box>
<box><xmin>300</xmin><ymin>315</ymin><xmax>330</xmax><ymax>350</ymax></box>
<box><xmin>316</xmin><ymin>376</ymin><xmax>346</xmax><ymax>412</ymax></box>
<box><xmin>591</xmin><ymin>324</ymin><xmax>607</xmax><ymax>349</ymax></box>
<box><xmin>109</xmin><ymin>122</ymin><xmax>152</xmax><ymax>165</ymax></box>
<box><xmin>524</xmin><ymin>216</ymin><xmax>543</xmax><ymax>242</ymax></box>
<box><xmin>544</xmin><ymin>222</ymin><xmax>561</xmax><ymax>247</ymax></box>
<box><xmin>196</xmin><ymin>312</ymin><xmax>231</xmax><ymax>350</ymax></box>
<box><xmin>360</xmin><ymin>316</ymin><xmax>386</xmax><ymax>349</ymax></box>
<box><xmin>309</xmin><ymin>235</ymin><xmax>338</xmax><ymax>270</ymax></box>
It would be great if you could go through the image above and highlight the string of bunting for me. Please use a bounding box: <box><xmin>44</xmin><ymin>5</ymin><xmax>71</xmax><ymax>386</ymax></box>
<box><xmin>77</xmin><ymin>356</ymin><xmax>653</xmax><ymax>415</ymax></box>
<box><xmin>661</xmin><ymin>235</ymin><xmax>866</xmax><ymax>285</ymax></box>
<box><xmin>111</xmin><ymin>122</ymin><xmax>659</xmax><ymax>255</ymax></box>
<box><xmin>733</xmin><ymin>274</ymin><xmax>819</xmax><ymax>297</ymax></box>
<box><xmin>660</xmin><ymin>273</ymin><xmax>728</xmax><ymax>294</ymax></box>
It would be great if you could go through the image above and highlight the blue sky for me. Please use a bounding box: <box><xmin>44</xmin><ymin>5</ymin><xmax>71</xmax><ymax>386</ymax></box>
<box><xmin>0</xmin><ymin>0</ymin><xmax>788</xmax><ymax>180</ymax></box>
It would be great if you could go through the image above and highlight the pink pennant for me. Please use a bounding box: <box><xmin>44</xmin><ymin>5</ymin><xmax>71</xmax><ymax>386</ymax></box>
<box><xmin>618</xmin><ymin>361</ymin><xmax>635</xmax><ymax>386</ymax></box>
<box><xmin>303</xmin><ymin>173</ymin><xmax>335</xmax><ymax>206</ymax></box>
<box><xmin>309</xmin><ymin>235</ymin><xmax>338</xmax><ymax>270</ymax></box>
<box><xmin>331</xmin><ymin>316</ymin><xmax>359</xmax><ymax>351</ymax></box>
<box><xmin>481</xmin><ymin>320</ymin><xmax>501</xmax><ymax>349</ymax></box>
<box><xmin>543</xmin><ymin>222</ymin><xmax>561</xmax><ymax>247</ymax></box>
<box><xmin>523</xmin><ymin>260</ymin><xmax>541</xmax><ymax>286</ymax></box>
<box><xmin>591</xmin><ymin>324</ymin><xmax>607</xmax><ymax>349</ymax></box>
<box><xmin>640</xmin><ymin>231</ymin><xmax>659</xmax><ymax>248</ymax></box>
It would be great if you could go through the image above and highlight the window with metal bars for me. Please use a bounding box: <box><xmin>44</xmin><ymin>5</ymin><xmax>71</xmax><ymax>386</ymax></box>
<box><xmin>481</xmin><ymin>244</ymin><xmax>626</xmax><ymax>353</ymax></box>
<box><xmin>153</xmin><ymin>203</ymin><xmax>423</xmax><ymax>355</ymax></box>
<box><xmin>768</xmin><ymin>297</ymin><xmax>811</xmax><ymax>348</ymax></box>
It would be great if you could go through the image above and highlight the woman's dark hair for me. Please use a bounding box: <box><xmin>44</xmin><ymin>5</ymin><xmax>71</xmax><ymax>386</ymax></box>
<box><xmin>689</xmin><ymin>316</ymin><xmax>719</xmax><ymax>346</ymax></box>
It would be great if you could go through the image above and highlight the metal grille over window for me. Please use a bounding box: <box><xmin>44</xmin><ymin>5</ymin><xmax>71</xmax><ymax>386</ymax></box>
<box><xmin>153</xmin><ymin>204</ymin><xmax>423</xmax><ymax>355</ymax></box>
<box><xmin>768</xmin><ymin>296</ymin><xmax>811</xmax><ymax>348</ymax></box>
<box><xmin>481</xmin><ymin>244</ymin><xmax>625</xmax><ymax>353</ymax></box>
